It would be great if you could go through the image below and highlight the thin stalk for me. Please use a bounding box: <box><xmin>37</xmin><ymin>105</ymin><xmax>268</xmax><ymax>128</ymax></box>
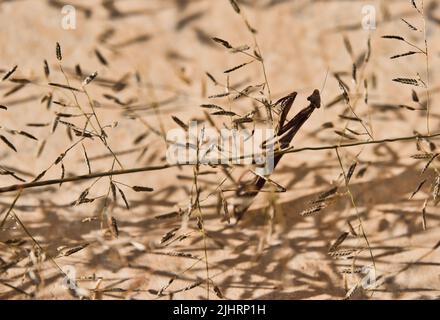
<box><xmin>0</xmin><ymin>164</ymin><xmax>171</xmax><ymax>193</ymax></box>
<box><xmin>335</xmin><ymin>149</ymin><xmax>376</xmax><ymax>299</ymax></box>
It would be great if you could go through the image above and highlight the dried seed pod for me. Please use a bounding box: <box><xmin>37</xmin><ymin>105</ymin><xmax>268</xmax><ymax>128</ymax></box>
<box><xmin>0</xmin><ymin>135</ymin><xmax>17</xmax><ymax>152</ymax></box>
<box><xmin>300</xmin><ymin>204</ymin><xmax>326</xmax><ymax>217</ymax></box>
<box><xmin>211</xmin><ymin>37</ymin><xmax>233</xmax><ymax>49</ymax></box>
<box><xmin>171</xmin><ymin>116</ymin><xmax>188</xmax><ymax>131</ymax></box>
<box><xmin>393</xmin><ymin>78</ymin><xmax>419</xmax><ymax>86</ymax></box>
<box><xmin>132</xmin><ymin>186</ymin><xmax>154</xmax><ymax>192</ymax></box>
<box><xmin>57</xmin><ymin>243</ymin><xmax>89</xmax><ymax>257</ymax></box>
<box><xmin>161</xmin><ymin>227</ymin><xmax>180</xmax><ymax>244</ymax></box>
<box><xmin>43</xmin><ymin>59</ymin><xmax>50</xmax><ymax>78</ymax></box>
<box><xmin>346</xmin><ymin>162</ymin><xmax>357</xmax><ymax>184</ymax></box>
<box><xmin>228</xmin><ymin>0</ymin><xmax>241</xmax><ymax>14</ymax></box>
<box><xmin>328</xmin><ymin>249</ymin><xmax>359</xmax><ymax>258</ymax></box>
<box><xmin>329</xmin><ymin>232</ymin><xmax>349</xmax><ymax>253</ymax></box>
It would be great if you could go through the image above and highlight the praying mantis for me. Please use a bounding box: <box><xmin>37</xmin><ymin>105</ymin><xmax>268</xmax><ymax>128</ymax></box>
<box><xmin>232</xmin><ymin>89</ymin><xmax>321</xmax><ymax>221</ymax></box>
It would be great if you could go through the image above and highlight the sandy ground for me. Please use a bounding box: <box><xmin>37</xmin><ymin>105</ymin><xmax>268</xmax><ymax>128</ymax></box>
<box><xmin>1</xmin><ymin>0</ymin><xmax>440</xmax><ymax>300</ymax></box>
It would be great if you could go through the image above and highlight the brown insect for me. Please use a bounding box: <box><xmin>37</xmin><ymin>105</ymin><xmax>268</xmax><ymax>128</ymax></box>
<box><xmin>232</xmin><ymin>89</ymin><xmax>321</xmax><ymax>221</ymax></box>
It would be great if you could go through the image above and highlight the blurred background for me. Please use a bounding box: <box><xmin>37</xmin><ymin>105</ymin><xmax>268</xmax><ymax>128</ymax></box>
<box><xmin>1</xmin><ymin>0</ymin><xmax>440</xmax><ymax>299</ymax></box>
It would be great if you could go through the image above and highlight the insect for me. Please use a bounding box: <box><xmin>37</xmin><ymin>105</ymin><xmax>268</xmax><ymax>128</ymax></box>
<box><xmin>232</xmin><ymin>89</ymin><xmax>321</xmax><ymax>221</ymax></box>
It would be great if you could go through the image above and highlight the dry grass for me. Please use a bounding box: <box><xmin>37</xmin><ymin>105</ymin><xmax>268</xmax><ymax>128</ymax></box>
<box><xmin>1</xmin><ymin>0</ymin><xmax>440</xmax><ymax>300</ymax></box>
